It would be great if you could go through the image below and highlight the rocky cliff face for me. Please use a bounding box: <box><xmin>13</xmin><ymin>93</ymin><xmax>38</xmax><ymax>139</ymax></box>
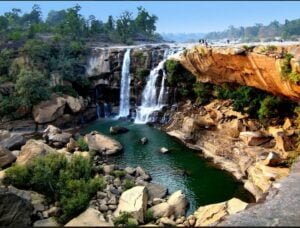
<box><xmin>174</xmin><ymin>44</ymin><xmax>300</xmax><ymax>102</ymax></box>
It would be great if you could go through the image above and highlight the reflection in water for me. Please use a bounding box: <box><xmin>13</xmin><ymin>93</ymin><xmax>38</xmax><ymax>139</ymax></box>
<box><xmin>82</xmin><ymin>119</ymin><xmax>253</xmax><ymax>214</ymax></box>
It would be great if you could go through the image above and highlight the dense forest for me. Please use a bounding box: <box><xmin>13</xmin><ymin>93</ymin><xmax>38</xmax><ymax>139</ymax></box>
<box><xmin>205</xmin><ymin>19</ymin><xmax>300</xmax><ymax>42</ymax></box>
<box><xmin>0</xmin><ymin>4</ymin><xmax>161</xmax><ymax>120</ymax></box>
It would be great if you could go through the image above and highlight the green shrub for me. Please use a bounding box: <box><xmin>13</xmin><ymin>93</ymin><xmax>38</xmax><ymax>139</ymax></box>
<box><xmin>123</xmin><ymin>179</ymin><xmax>135</xmax><ymax>190</ymax></box>
<box><xmin>0</xmin><ymin>95</ymin><xmax>24</xmax><ymax>119</ymax></box>
<box><xmin>136</xmin><ymin>68</ymin><xmax>150</xmax><ymax>82</ymax></box>
<box><xmin>288</xmin><ymin>71</ymin><xmax>300</xmax><ymax>84</ymax></box>
<box><xmin>262</xmin><ymin>45</ymin><xmax>277</xmax><ymax>52</ymax></box>
<box><xmin>52</xmin><ymin>85</ymin><xmax>78</xmax><ymax>97</ymax></box>
<box><xmin>144</xmin><ymin>209</ymin><xmax>154</xmax><ymax>223</ymax></box>
<box><xmin>193</xmin><ymin>82</ymin><xmax>213</xmax><ymax>104</ymax></box>
<box><xmin>111</xmin><ymin>170</ymin><xmax>126</xmax><ymax>178</ymax></box>
<box><xmin>4</xmin><ymin>153</ymin><xmax>105</xmax><ymax>224</ymax></box>
<box><xmin>281</xmin><ymin>53</ymin><xmax>293</xmax><ymax>78</ymax></box>
<box><xmin>165</xmin><ymin>59</ymin><xmax>180</xmax><ymax>85</ymax></box>
<box><xmin>15</xmin><ymin>69</ymin><xmax>50</xmax><ymax>106</ymax></box>
<box><xmin>76</xmin><ymin>136</ymin><xmax>89</xmax><ymax>151</ymax></box>
<box><xmin>113</xmin><ymin>212</ymin><xmax>136</xmax><ymax>227</ymax></box>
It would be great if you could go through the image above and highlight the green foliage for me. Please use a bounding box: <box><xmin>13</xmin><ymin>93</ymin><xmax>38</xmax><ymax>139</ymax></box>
<box><xmin>123</xmin><ymin>179</ymin><xmax>135</xmax><ymax>190</ymax></box>
<box><xmin>281</xmin><ymin>53</ymin><xmax>293</xmax><ymax>78</ymax></box>
<box><xmin>15</xmin><ymin>69</ymin><xmax>50</xmax><ymax>106</ymax></box>
<box><xmin>4</xmin><ymin>153</ymin><xmax>105</xmax><ymax>223</ymax></box>
<box><xmin>0</xmin><ymin>48</ymin><xmax>15</xmax><ymax>78</ymax></box>
<box><xmin>76</xmin><ymin>137</ymin><xmax>89</xmax><ymax>151</ymax></box>
<box><xmin>262</xmin><ymin>45</ymin><xmax>277</xmax><ymax>52</ymax></box>
<box><xmin>193</xmin><ymin>82</ymin><xmax>213</xmax><ymax>104</ymax></box>
<box><xmin>136</xmin><ymin>68</ymin><xmax>150</xmax><ymax>82</ymax></box>
<box><xmin>288</xmin><ymin>71</ymin><xmax>300</xmax><ymax>84</ymax></box>
<box><xmin>0</xmin><ymin>95</ymin><xmax>24</xmax><ymax>119</ymax></box>
<box><xmin>144</xmin><ymin>209</ymin><xmax>154</xmax><ymax>224</ymax></box>
<box><xmin>111</xmin><ymin>170</ymin><xmax>126</xmax><ymax>178</ymax></box>
<box><xmin>165</xmin><ymin>59</ymin><xmax>180</xmax><ymax>85</ymax></box>
<box><xmin>113</xmin><ymin>212</ymin><xmax>136</xmax><ymax>227</ymax></box>
<box><xmin>52</xmin><ymin>85</ymin><xmax>78</xmax><ymax>97</ymax></box>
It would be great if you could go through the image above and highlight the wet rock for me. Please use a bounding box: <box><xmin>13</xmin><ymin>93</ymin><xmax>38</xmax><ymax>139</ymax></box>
<box><xmin>0</xmin><ymin>134</ymin><xmax>26</xmax><ymax>150</ymax></box>
<box><xmin>167</xmin><ymin>190</ymin><xmax>188</xmax><ymax>217</ymax></box>
<box><xmin>109</xmin><ymin>126</ymin><xmax>129</xmax><ymax>135</ymax></box>
<box><xmin>125</xmin><ymin>166</ymin><xmax>136</xmax><ymax>175</ymax></box>
<box><xmin>65</xmin><ymin>207</ymin><xmax>112</xmax><ymax>226</ymax></box>
<box><xmin>84</xmin><ymin>131</ymin><xmax>122</xmax><ymax>155</ymax></box>
<box><xmin>114</xmin><ymin>186</ymin><xmax>148</xmax><ymax>223</ymax></box>
<box><xmin>146</xmin><ymin>183</ymin><xmax>168</xmax><ymax>201</ymax></box>
<box><xmin>0</xmin><ymin>146</ymin><xmax>16</xmax><ymax>168</ymax></box>
<box><xmin>160</xmin><ymin>147</ymin><xmax>169</xmax><ymax>154</ymax></box>
<box><xmin>17</xmin><ymin>140</ymin><xmax>56</xmax><ymax>165</ymax></box>
<box><xmin>140</xmin><ymin>137</ymin><xmax>148</xmax><ymax>145</ymax></box>
<box><xmin>136</xmin><ymin>166</ymin><xmax>151</xmax><ymax>181</ymax></box>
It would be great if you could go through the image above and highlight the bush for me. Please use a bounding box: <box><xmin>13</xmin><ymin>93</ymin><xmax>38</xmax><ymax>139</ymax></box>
<box><xmin>136</xmin><ymin>68</ymin><xmax>150</xmax><ymax>82</ymax></box>
<box><xmin>15</xmin><ymin>69</ymin><xmax>50</xmax><ymax>106</ymax></box>
<box><xmin>193</xmin><ymin>82</ymin><xmax>213</xmax><ymax>104</ymax></box>
<box><xmin>0</xmin><ymin>95</ymin><xmax>25</xmax><ymax>119</ymax></box>
<box><xmin>113</xmin><ymin>212</ymin><xmax>136</xmax><ymax>227</ymax></box>
<box><xmin>281</xmin><ymin>53</ymin><xmax>293</xmax><ymax>78</ymax></box>
<box><xmin>4</xmin><ymin>153</ymin><xmax>105</xmax><ymax>223</ymax></box>
<box><xmin>76</xmin><ymin>136</ymin><xmax>89</xmax><ymax>151</ymax></box>
<box><xmin>123</xmin><ymin>179</ymin><xmax>135</xmax><ymax>190</ymax></box>
<box><xmin>52</xmin><ymin>85</ymin><xmax>78</xmax><ymax>97</ymax></box>
<box><xmin>144</xmin><ymin>209</ymin><xmax>154</xmax><ymax>223</ymax></box>
<box><xmin>111</xmin><ymin>170</ymin><xmax>126</xmax><ymax>178</ymax></box>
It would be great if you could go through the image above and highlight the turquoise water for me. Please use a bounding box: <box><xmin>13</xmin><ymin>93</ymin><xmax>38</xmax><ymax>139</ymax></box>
<box><xmin>82</xmin><ymin>119</ymin><xmax>253</xmax><ymax>214</ymax></box>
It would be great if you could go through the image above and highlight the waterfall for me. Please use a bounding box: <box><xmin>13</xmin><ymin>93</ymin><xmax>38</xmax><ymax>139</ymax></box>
<box><xmin>118</xmin><ymin>49</ymin><xmax>131</xmax><ymax>117</ymax></box>
<box><xmin>135</xmin><ymin>48</ymin><xmax>178</xmax><ymax>124</ymax></box>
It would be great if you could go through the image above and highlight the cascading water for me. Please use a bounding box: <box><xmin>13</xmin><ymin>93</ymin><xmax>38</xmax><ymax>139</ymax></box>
<box><xmin>135</xmin><ymin>48</ymin><xmax>179</xmax><ymax>124</ymax></box>
<box><xmin>118</xmin><ymin>49</ymin><xmax>131</xmax><ymax>117</ymax></box>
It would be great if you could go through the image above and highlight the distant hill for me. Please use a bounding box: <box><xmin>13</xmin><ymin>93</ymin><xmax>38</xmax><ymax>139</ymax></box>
<box><xmin>161</xmin><ymin>33</ymin><xmax>205</xmax><ymax>43</ymax></box>
<box><xmin>204</xmin><ymin>18</ymin><xmax>300</xmax><ymax>42</ymax></box>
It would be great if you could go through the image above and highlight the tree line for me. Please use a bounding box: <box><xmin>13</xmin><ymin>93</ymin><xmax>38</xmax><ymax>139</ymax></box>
<box><xmin>0</xmin><ymin>4</ymin><xmax>162</xmax><ymax>44</ymax></box>
<box><xmin>205</xmin><ymin>19</ymin><xmax>300</xmax><ymax>42</ymax></box>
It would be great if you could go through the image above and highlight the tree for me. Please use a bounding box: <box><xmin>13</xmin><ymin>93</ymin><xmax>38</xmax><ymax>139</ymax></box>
<box><xmin>134</xmin><ymin>7</ymin><xmax>158</xmax><ymax>36</ymax></box>
<box><xmin>15</xmin><ymin>69</ymin><xmax>50</xmax><ymax>106</ymax></box>
<box><xmin>46</xmin><ymin>10</ymin><xmax>67</xmax><ymax>27</ymax></box>
<box><xmin>116</xmin><ymin>11</ymin><xmax>134</xmax><ymax>43</ymax></box>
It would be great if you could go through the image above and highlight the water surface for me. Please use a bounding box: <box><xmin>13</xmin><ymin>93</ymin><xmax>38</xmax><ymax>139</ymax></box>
<box><xmin>82</xmin><ymin>119</ymin><xmax>252</xmax><ymax>214</ymax></box>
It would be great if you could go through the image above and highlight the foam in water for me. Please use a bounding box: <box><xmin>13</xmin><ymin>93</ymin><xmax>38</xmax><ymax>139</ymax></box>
<box><xmin>135</xmin><ymin>48</ymin><xmax>179</xmax><ymax>124</ymax></box>
<box><xmin>118</xmin><ymin>49</ymin><xmax>131</xmax><ymax>117</ymax></box>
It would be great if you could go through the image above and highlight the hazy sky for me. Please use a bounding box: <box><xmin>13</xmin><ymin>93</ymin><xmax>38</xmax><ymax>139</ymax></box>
<box><xmin>0</xmin><ymin>1</ymin><xmax>299</xmax><ymax>33</ymax></box>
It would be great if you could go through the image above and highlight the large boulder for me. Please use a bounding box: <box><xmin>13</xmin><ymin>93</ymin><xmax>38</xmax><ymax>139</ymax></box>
<box><xmin>194</xmin><ymin>198</ymin><xmax>248</xmax><ymax>226</ymax></box>
<box><xmin>16</xmin><ymin>140</ymin><xmax>56</xmax><ymax>165</ymax></box>
<box><xmin>0</xmin><ymin>130</ymin><xmax>11</xmax><ymax>141</ymax></box>
<box><xmin>0</xmin><ymin>134</ymin><xmax>26</xmax><ymax>150</ymax></box>
<box><xmin>0</xmin><ymin>187</ymin><xmax>33</xmax><ymax>227</ymax></box>
<box><xmin>151</xmin><ymin>202</ymin><xmax>172</xmax><ymax>218</ymax></box>
<box><xmin>65</xmin><ymin>207</ymin><xmax>112</xmax><ymax>227</ymax></box>
<box><xmin>84</xmin><ymin>131</ymin><xmax>122</xmax><ymax>155</ymax></box>
<box><xmin>167</xmin><ymin>190</ymin><xmax>188</xmax><ymax>217</ymax></box>
<box><xmin>43</xmin><ymin>125</ymin><xmax>72</xmax><ymax>148</ymax></box>
<box><xmin>0</xmin><ymin>146</ymin><xmax>16</xmax><ymax>168</ymax></box>
<box><xmin>33</xmin><ymin>218</ymin><xmax>60</xmax><ymax>227</ymax></box>
<box><xmin>109</xmin><ymin>126</ymin><xmax>129</xmax><ymax>135</ymax></box>
<box><xmin>65</xmin><ymin>95</ymin><xmax>85</xmax><ymax>113</ymax></box>
<box><xmin>146</xmin><ymin>183</ymin><xmax>168</xmax><ymax>201</ymax></box>
<box><xmin>114</xmin><ymin>186</ymin><xmax>148</xmax><ymax>223</ymax></box>
<box><xmin>32</xmin><ymin>95</ymin><xmax>66</xmax><ymax>124</ymax></box>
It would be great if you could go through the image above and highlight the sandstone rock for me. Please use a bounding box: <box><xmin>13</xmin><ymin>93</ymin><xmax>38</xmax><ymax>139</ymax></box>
<box><xmin>125</xmin><ymin>166</ymin><xmax>136</xmax><ymax>175</ymax></box>
<box><xmin>159</xmin><ymin>217</ymin><xmax>176</xmax><ymax>226</ymax></box>
<box><xmin>146</xmin><ymin>183</ymin><xmax>168</xmax><ymax>201</ymax></box>
<box><xmin>32</xmin><ymin>96</ymin><xmax>66</xmax><ymax>124</ymax></box>
<box><xmin>65</xmin><ymin>207</ymin><xmax>112</xmax><ymax>227</ymax></box>
<box><xmin>33</xmin><ymin>218</ymin><xmax>60</xmax><ymax>227</ymax></box>
<box><xmin>103</xmin><ymin>164</ymin><xmax>115</xmax><ymax>174</ymax></box>
<box><xmin>239</xmin><ymin>131</ymin><xmax>271</xmax><ymax>146</ymax></box>
<box><xmin>109</xmin><ymin>126</ymin><xmax>129</xmax><ymax>135</ymax></box>
<box><xmin>194</xmin><ymin>198</ymin><xmax>248</xmax><ymax>226</ymax></box>
<box><xmin>283</xmin><ymin>118</ymin><xmax>292</xmax><ymax>130</ymax></box>
<box><xmin>136</xmin><ymin>166</ymin><xmax>151</xmax><ymax>181</ymax></box>
<box><xmin>66</xmin><ymin>138</ymin><xmax>78</xmax><ymax>152</ymax></box>
<box><xmin>114</xmin><ymin>186</ymin><xmax>148</xmax><ymax>223</ymax></box>
<box><xmin>219</xmin><ymin>119</ymin><xmax>243</xmax><ymax>138</ymax></box>
<box><xmin>167</xmin><ymin>190</ymin><xmax>188</xmax><ymax>217</ymax></box>
<box><xmin>0</xmin><ymin>186</ymin><xmax>33</xmax><ymax>227</ymax></box>
<box><xmin>0</xmin><ymin>146</ymin><xmax>16</xmax><ymax>168</ymax></box>
<box><xmin>65</xmin><ymin>95</ymin><xmax>84</xmax><ymax>113</ymax></box>
<box><xmin>160</xmin><ymin>147</ymin><xmax>169</xmax><ymax>154</ymax></box>
<box><xmin>151</xmin><ymin>202</ymin><xmax>171</xmax><ymax>218</ymax></box>
<box><xmin>84</xmin><ymin>131</ymin><xmax>122</xmax><ymax>155</ymax></box>
<box><xmin>0</xmin><ymin>130</ymin><xmax>10</xmax><ymax>141</ymax></box>
<box><xmin>0</xmin><ymin>134</ymin><xmax>26</xmax><ymax>150</ymax></box>
<box><xmin>263</xmin><ymin>152</ymin><xmax>282</xmax><ymax>167</ymax></box>
<box><xmin>47</xmin><ymin>206</ymin><xmax>61</xmax><ymax>217</ymax></box>
<box><xmin>17</xmin><ymin>140</ymin><xmax>56</xmax><ymax>165</ymax></box>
